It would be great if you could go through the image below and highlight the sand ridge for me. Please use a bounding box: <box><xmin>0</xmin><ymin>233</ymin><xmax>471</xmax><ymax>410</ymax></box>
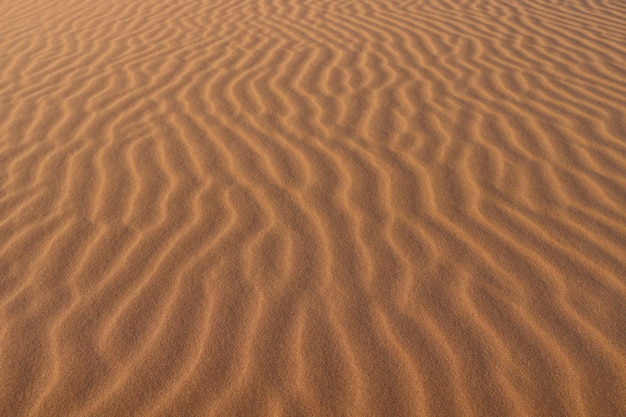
<box><xmin>0</xmin><ymin>0</ymin><xmax>625</xmax><ymax>416</ymax></box>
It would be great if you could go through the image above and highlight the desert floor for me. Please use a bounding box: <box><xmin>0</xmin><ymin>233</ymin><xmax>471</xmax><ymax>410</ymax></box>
<box><xmin>1</xmin><ymin>0</ymin><xmax>625</xmax><ymax>416</ymax></box>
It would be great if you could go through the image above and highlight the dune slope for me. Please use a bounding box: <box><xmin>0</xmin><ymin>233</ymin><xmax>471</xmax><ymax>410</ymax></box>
<box><xmin>1</xmin><ymin>0</ymin><xmax>625</xmax><ymax>416</ymax></box>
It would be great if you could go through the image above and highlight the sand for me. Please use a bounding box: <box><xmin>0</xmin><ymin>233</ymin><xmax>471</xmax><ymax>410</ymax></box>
<box><xmin>0</xmin><ymin>0</ymin><xmax>625</xmax><ymax>416</ymax></box>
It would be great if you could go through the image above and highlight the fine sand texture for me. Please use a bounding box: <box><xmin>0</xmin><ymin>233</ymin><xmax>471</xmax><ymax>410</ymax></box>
<box><xmin>1</xmin><ymin>0</ymin><xmax>626</xmax><ymax>416</ymax></box>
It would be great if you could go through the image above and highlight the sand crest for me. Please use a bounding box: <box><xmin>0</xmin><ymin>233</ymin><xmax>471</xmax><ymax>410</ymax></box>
<box><xmin>1</xmin><ymin>0</ymin><xmax>625</xmax><ymax>416</ymax></box>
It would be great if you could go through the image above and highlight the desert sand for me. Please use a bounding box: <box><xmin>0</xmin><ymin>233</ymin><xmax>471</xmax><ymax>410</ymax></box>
<box><xmin>0</xmin><ymin>0</ymin><xmax>625</xmax><ymax>416</ymax></box>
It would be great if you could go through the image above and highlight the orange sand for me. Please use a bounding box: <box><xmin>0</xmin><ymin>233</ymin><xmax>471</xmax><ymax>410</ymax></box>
<box><xmin>0</xmin><ymin>0</ymin><xmax>625</xmax><ymax>416</ymax></box>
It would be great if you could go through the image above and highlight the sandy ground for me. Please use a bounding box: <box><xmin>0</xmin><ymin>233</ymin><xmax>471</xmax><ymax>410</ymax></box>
<box><xmin>1</xmin><ymin>0</ymin><xmax>625</xmax><ymax>416</ymax></box>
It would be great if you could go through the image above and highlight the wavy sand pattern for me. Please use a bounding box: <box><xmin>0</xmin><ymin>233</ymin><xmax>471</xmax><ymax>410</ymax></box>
<box><xmin>1</xmin><ymin>0</ymin><xmax>625</xmax><ymax>416</ymax></box>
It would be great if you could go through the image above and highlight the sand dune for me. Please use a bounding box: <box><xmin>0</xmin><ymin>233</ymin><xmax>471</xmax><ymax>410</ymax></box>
<box><xmin>1</xmin><ymin>0</ymin><xmax>625</xmax><ymax>416</ymax></box>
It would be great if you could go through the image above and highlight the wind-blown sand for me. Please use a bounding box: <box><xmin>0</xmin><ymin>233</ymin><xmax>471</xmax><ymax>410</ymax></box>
<box><xmin>1</xmin><ymin>0</ymin><xmax>625</xmax><ymax>416</ymax></box>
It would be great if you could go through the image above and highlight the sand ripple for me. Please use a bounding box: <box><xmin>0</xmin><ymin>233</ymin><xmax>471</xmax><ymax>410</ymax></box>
<box><xmin>1</xmin><ymin>0</ymin><xmax>625</xmax><ymax>416</ymax></box>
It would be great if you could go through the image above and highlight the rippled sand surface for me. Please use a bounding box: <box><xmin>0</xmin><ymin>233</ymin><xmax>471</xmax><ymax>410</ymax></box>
<box><xmin>1</xmin><ymin>0</ymin><xmax>625</xmax><ymax>416</ymax></box>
